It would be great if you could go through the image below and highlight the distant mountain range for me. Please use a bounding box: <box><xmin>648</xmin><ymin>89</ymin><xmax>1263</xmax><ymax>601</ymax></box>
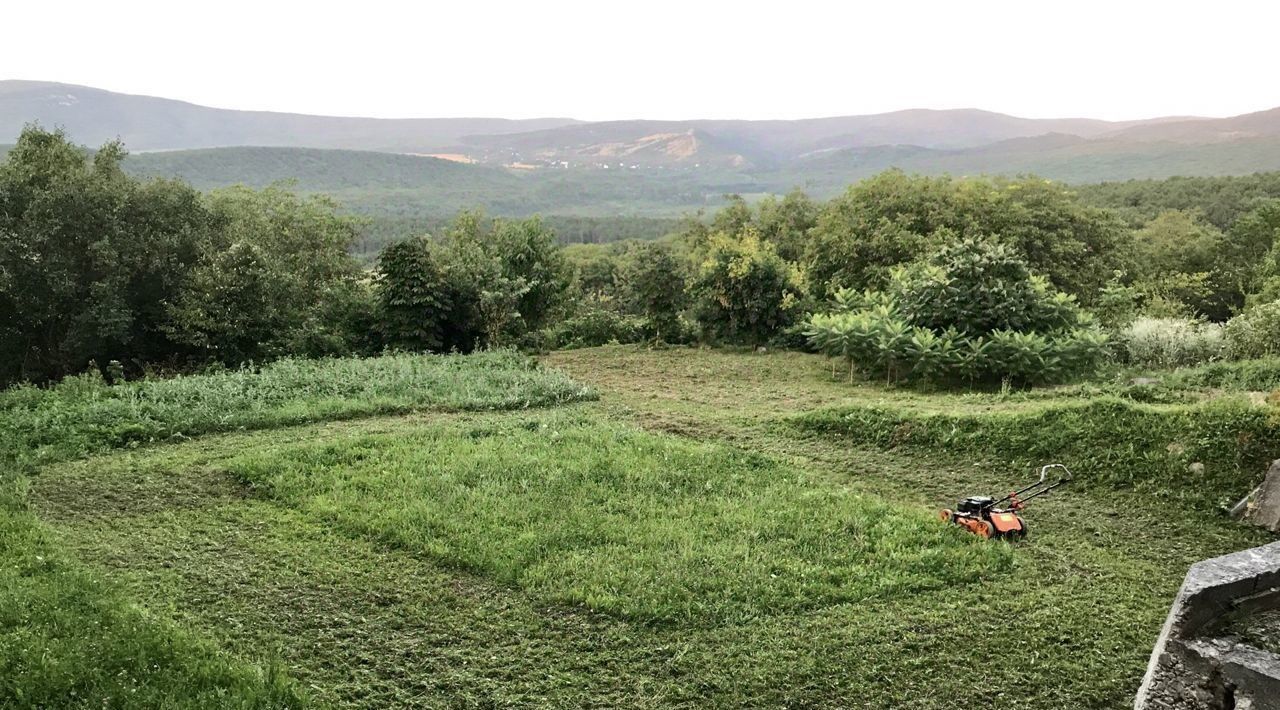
<box><xmin>0</xmin><ymin>81</ymin><xmax>578</xmax><ymax>153</ymax></box>
<box><xmin>6</xmin><ymin>80</ymin><xmax>1280</xmax><ymax>220</ymax></box>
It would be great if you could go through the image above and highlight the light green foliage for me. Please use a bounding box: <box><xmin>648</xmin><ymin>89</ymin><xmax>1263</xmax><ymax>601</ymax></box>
<box><xmin>1093</xmin><ymin>272</ymin><xmax>1143</xmax><ymax>329</ymax></box>
<box><xmin>1120</xmin><ymin>317</ymin><xmax>1226</xmax><ymax>369</ymax></box>
<box><xmin>1128</xmin><ymin>210</ymin><xmax>1240</xmax><ymax>320</ymax></box>
<box><xmin>1161</xmin><ymin>357</ymin><xmax>1280</xmax><ymax>392</ymax></box>
<box><xmin>1242</xmin><ymin>201</ymin><xmax>1280</xmax><ymax>305</ymax></box>
<box><xmin>0</xmin><ymin>351</ymin><xmax>593</xmax><ymax>469</ymax></box>
<box><xmin>229</xmin><ymin>416</ymin><xmax>1010</xmax><ymax>625</ymax></box>
<box><xmin>692</xmin><ymin>230</ymin><xmax>805</xmax><ymax>345</ymax></box>
<box><xmin>742</xmin><ymin>189</ymin><xmax>819</xmax><ymax>263</ymax></box>
<box><xmin>1224</xmin><ymin>301</ymin><xmax>1280</xmax><ymax>360</ymax></box>
<box><xmin>805</xmin><ymin>239</ymin><xmax>1107</xmax><ymax>385</ymax></box>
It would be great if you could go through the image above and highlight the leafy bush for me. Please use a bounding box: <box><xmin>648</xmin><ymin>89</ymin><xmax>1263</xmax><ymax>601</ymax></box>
<box><xmin>373</xmin><ymin>214</ymin><xmax>572</xmax><ymax>352</ymax></box>
<box><xmin>1224</xmin><ymin>301</ymin><xmax>1280</xmax><ymax>360</ymax></box>
<box><xmin>804</xmin><ymin>172</ymin><xmax>1128</xmax><ymax>301</ymax></box>
<box><xmin>805</xmin><ymin>239</ymin><xmax>1108</xmax><ymax>386</ymax></box>
<box><xmin>618</xmin><ymin>242</ymin><xmax>688</xmax><ymax>342</ymax></box>
<box><xmin>540</xmin><ymin>305</ymin><xmax>646</xmax><ymax>350</ymax></box>
<box><xmin>692</xmin><ymin>230</ymin><xmax>805</xmax><ymax>346</ymax></box>
<box><xmin>1119</xmin><ymin>317</ymin><xmax>1226</xmax><ymax>369</ymax></box>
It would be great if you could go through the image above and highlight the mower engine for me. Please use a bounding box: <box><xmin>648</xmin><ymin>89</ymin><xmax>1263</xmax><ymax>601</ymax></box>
<box><xmin>939</xmin><ymin>464</ymin><xmax>1071</xmax><ymax>540</ymax></box>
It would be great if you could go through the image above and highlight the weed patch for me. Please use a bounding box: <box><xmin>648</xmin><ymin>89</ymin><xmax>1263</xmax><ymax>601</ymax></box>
<box><xmin>1159</xmin><ymin>357</ymin><xmax>1280</xmax><ymax>392</ymax></box>
<box><xmin>0</xmin><ymin>350</ymin><xmax>593</xmax><ymax>470</ymax></box>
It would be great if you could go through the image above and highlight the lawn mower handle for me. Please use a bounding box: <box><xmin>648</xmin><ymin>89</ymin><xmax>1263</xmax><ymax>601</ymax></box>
<box><xmin>991</xmin><ymin>464</ymin><xmax>1072</xmax><ymax>509</ymax></box>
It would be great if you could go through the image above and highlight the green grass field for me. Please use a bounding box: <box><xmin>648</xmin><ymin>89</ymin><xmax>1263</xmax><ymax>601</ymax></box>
<box><xmin>4</xmin><ymin>347</ymin><xmax>1277</xmax><ymax>707</ymax></box>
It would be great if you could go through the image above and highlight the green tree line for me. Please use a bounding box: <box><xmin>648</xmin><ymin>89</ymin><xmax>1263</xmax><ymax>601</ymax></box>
<box><xmin>5</xmin><ymin>127</ymin><xmax>1280</xmax><ymax>388</ymax></box>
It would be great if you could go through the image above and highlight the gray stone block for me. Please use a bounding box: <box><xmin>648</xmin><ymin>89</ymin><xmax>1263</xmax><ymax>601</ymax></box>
<box><xmin>1244</xmin><ymin>460</ymin><xmax>1280</xmax><ymax>532</ymax></box>
<box><xmin>1136</xmin><ymin>541</ymin><xmax>1280</xmax><ymax>709</ymax></box>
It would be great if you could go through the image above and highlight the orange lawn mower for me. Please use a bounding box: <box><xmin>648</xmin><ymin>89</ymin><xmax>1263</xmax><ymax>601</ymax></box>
<box><xmin>939</xmin><ymin>464</ymin><xmax>1072</xmax><ymax>540</ymax></box>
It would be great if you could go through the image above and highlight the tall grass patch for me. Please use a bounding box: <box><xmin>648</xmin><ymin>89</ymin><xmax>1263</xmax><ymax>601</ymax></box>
<box><xmin>1161</xmin><ymin>357</ymin><xmax>1280</xmax><ymax>392</ymax></box>
<box><xmin>228</xmin><ymin>418</ymin><xmax>1012</xmax><ymax>625</ymax></box>
<box><xmin>0</xmin><ymin>350</ymin><xmax>593</xmax><ymax>469</ymax></box>
<box><xmin>793</xmin><ymin>397</ymin><xmax>1279</xmax><ymax>510</ymax></box>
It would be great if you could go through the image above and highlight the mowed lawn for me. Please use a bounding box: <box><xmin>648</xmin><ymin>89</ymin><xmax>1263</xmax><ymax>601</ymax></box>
<box><xmin>8</xmin><ymin>347</ymin><xmax>1275</xmax><ymax>707</ymax></box>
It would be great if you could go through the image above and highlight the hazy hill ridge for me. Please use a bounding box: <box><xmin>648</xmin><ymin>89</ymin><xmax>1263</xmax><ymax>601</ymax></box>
<box><xmin>7</xmin><ymin>80</ymin><xmax>1280</xmax><ymax>217</ymax></box>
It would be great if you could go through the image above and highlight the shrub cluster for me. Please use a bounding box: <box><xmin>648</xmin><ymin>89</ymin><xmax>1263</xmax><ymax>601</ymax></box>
<box><xmin>805</xmin><ymin>239</ymin><xmax>1108</xmax><ymax>385</ymax></box>
<box><xmin>1224</xmin><ymin>300</ymin><xmax>1280</xmax><ymax>360</ymax></box>
<box><xmin>1118</xmin><ymin>317</ymin><xmax>1226</xmax><ymax>369</ymax></box>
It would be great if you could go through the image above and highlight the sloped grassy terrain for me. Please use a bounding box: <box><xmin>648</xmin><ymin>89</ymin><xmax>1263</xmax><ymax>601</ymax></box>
<box><xmin>0</xmin><ymin>483</ymin><xmax>304</xmax><ymax>709</ymax></box>
<box><xmin>793</xmin><ymin>396</ymin><xmax>1279</xmax><ymax>511</ymax></box>
<box><xmin>9</xmin><ymin>345</ymin><xmax>1280</xmax><ymax>707</ymax></box>
<box><xmin>0</xmin><ymin>351</ymin><xmax>595</xmax><ymax>708</ymax></box>
<box><xmin>229</xmin><ymin>414</ymin><xmax>1008</xmax><ymax>624</ymax></box>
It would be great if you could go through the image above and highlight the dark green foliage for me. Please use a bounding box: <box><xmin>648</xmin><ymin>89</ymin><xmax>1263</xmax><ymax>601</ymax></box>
<box><xmin>794</xmin><ymin>396</ymin><xmax>1279</xmax><ymax>510</ymax></box>
<box><xmin>0</xmin><ymin>127</ymin><xmax>368</xmax><ymax>385</ymax></box>
<box><xmin>365</xmin><ymin>213</ymin><xmax>578</xmax><ymax>353</ymax></box>
<box><xmin>619</xmin><ymin>242</ymin><xmax>688</xmax><ymax>341</ymax></box>
<box><xmin>1236</xmin><ymin>200</ymin><xmax>1280</xmax><ymax>304</ymax></box>
<box><xmin>1075</xmin><ymin>172</ymin><xmax>1280</xmax><ymax>230</ymax></box>
<box><xmin>1121</xmin><ymin>204</ymin><xmax>1280</xmax><ymax>320</ymax></box>
<box><xmin>804</xmin><ymin>171</ymin><xmax>1129</xmax><ymax>302</ymax></box>
<box><xmin>165</xmin><ymin>185</ymin><xmax>365</xmax><ymax>365</ymax></box>
<box><xmin>375</xmin><ymin>237</ymin><xmax>453</xmax><ymax>351</ymax></box>
<box><xmin>538</xmin><ymin>304</ymin><xmax>647</xmax><ymax>350</ymax></box>
<box><xmin>692</xmin><ymin>231</ymin><xmax>804</xmax><ymax>346</ymax></box>
<box><xmin>0</xmin><ymin>127</ymin><xmax>216</xmax><ymax>383</ymax></box>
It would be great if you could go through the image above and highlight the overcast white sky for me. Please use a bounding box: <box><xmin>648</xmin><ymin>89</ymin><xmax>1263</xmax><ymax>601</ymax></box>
<box><xmin>3</xmin><ymin>0</ymin><xmax>1277</xmax><ymax>121</ymax></box>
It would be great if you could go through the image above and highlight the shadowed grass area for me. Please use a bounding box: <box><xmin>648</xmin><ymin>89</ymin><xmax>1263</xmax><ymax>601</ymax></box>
<box><xmin>0</xmin><ymin>350</ymin><xmax>594</xmax><ymax>470</ymax></box>
<box><xmin>0</xmin><ymin>479</ymin><xmax>304</xmax><ymax>709</ymax></box>
<box><xmin>228</xmin><ymin>413</ymin><xmax>1011</xmax><ymax>624</ymax></box>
